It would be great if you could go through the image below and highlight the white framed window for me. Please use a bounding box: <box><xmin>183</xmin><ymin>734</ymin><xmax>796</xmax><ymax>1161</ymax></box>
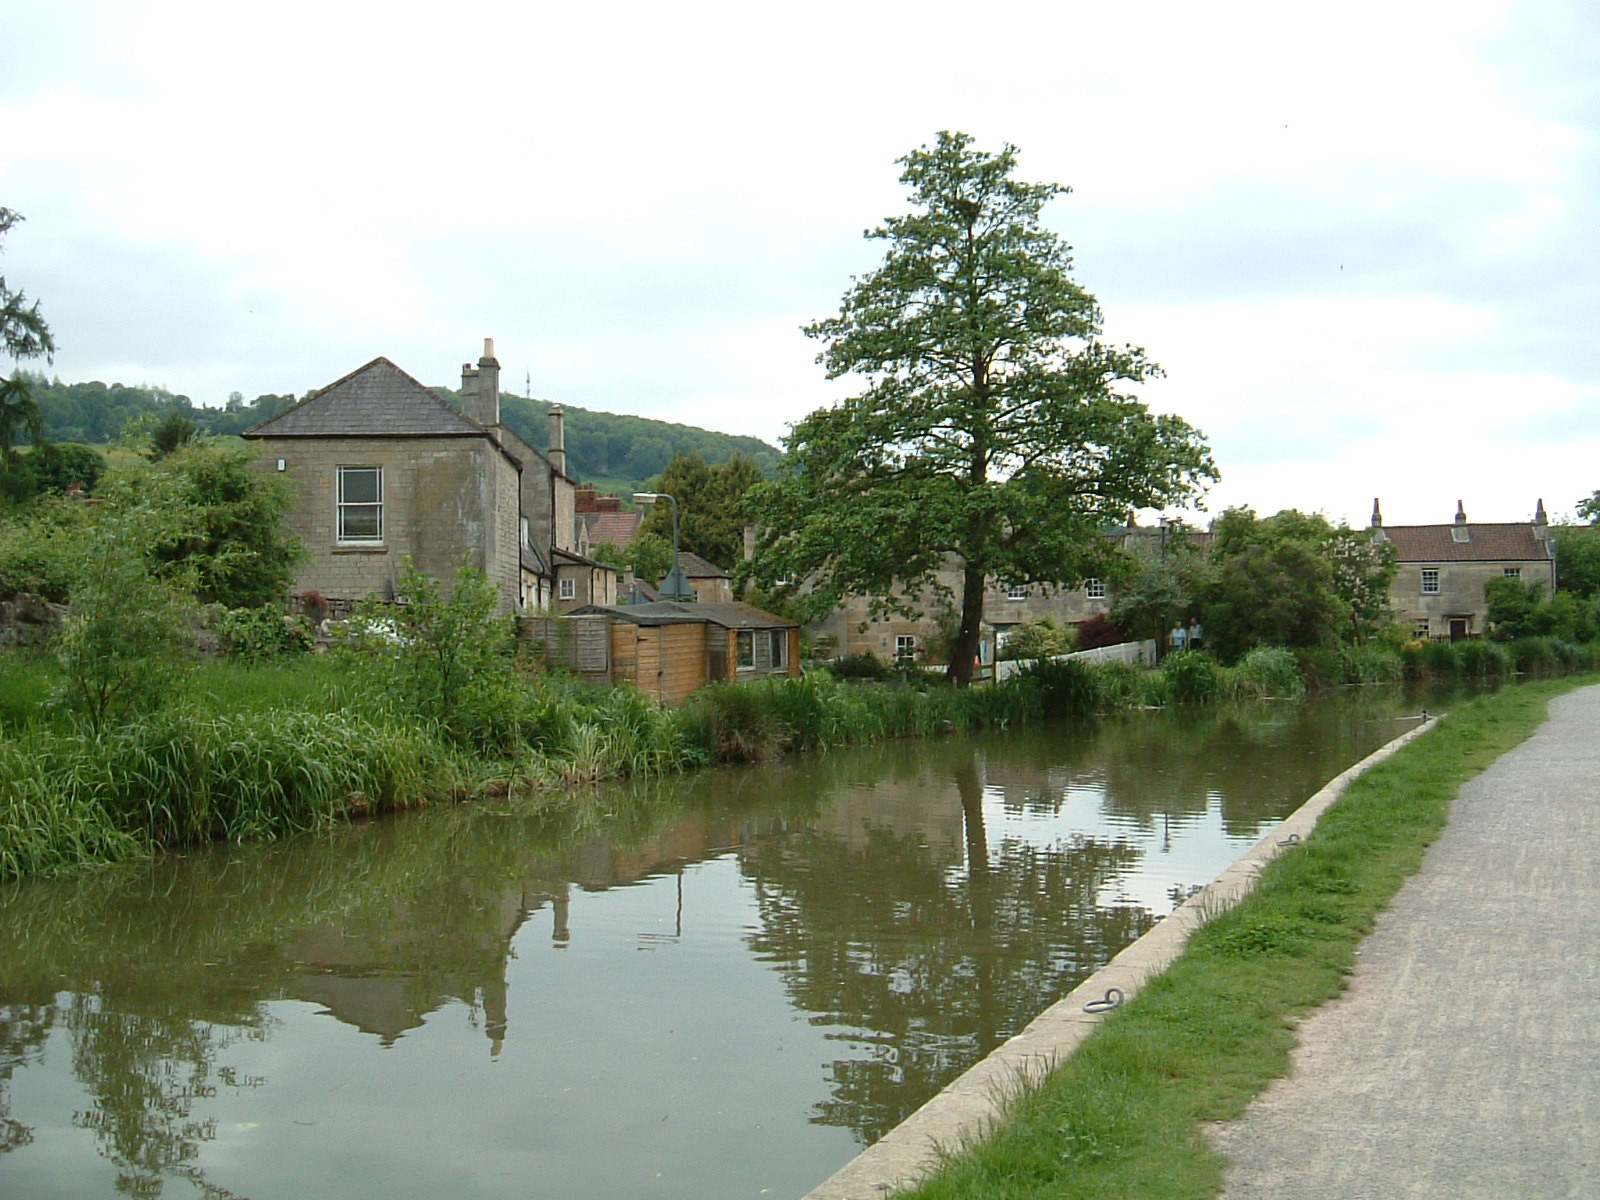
<box><xmin>895</xmin><ymin>634</ymin><xmax>917</xmax><ymax>659</ymax></box>
<box><xmin>1502</xmin><ymin>567</ymin><xmax>1522</xmax><ymax>579</ymax></box>
<box><xmin>337</xmin><ymin>466</ymin><xmax>383</xmax><ymax>542</ymax></box>
<box><xmin>1414</xmin><ymin>618</ymin><xmax>1430</xmax><ymax>637</ymax></box>
<box><xmin>1005</xmin><ymin>583</ymin><xmax>1028</xmax><ymax>601</ymax></box>
<box><xmin>1084</xmin><ymin>577</ymin><xmax>1107</xmax><ymax>599</ymax></box>
<box><xmin>558</xmin><ymin>578</ymin><xmax>576</xmax><ymax>601</ymax></box>
<box><xmin>1420</xmin><ymin>568</ymin><xmax>1440</xmax><ymax>594</ymax></box>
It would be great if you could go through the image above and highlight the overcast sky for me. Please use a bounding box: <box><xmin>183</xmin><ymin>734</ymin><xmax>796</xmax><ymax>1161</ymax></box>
<box><xmin>3</xmin><ymin>0</ymin><xmax>1594</xmax><ymax>527</ymax></box>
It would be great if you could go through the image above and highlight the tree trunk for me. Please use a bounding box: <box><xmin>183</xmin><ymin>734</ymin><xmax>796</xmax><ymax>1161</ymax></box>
<box><xmin>945</xmin><ymin>560</ymin><xmax>987</xmax><ymax>686</ymax></box>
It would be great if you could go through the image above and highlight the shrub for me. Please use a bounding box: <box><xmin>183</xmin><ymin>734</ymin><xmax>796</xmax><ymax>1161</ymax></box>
<box><xmin>828</xmin><ymin>652</ymin><xmax>893</xmax><ymax>681</ymax></box>
<box><xmin>217</xmin><ymin>605</ymin><xmax>313</xmax><ymax>662</ymax></box>
<box><xmin>1014</xmin><ymin>658</ymin><xmax>1099</xmax><ymax>719</ymax></box>
<box><xmin>1228</xmin><ymin>645</ymin><xmax>1306</xmax><ymax>699</ymax></box>
<box><xmin>1161</xmin><ymin>648</ymin><xmax>1220</xmax><ymax>703</ymax></box>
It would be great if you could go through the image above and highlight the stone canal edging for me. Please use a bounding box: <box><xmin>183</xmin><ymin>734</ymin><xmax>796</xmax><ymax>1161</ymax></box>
<box><xmin>800</xmin><ymin>714</ymin><xmax>1439</xmax><ymax>1200</ymax></box>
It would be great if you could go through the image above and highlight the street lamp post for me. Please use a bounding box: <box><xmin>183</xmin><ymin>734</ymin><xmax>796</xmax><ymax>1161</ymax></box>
<box><xmin>632</xmin><ymin>491</ymin><xmax>695</xmax><ymax>601</ymax></box>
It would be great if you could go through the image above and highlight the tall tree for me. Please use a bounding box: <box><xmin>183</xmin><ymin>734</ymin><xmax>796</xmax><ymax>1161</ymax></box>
<box><xmin>746</xmin><ymin>132</ymin><xmax>1215</xmax><ymax>683</ymax></box>
<box><xmin>639</xmin><ymin>451</ymin><xmax>764</xmax><ymax>568</ymax></box>
<box><xmin>0</xmin><ymin>209</ymin><xmax>55</xmax><ymax>457</ymax></box>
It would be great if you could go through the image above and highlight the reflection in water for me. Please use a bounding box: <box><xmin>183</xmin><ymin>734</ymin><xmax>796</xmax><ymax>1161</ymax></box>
<box><xmin>0</xmin><ymin>692</ymin><xmax>1425</xmax><ymax>1199</ymax></box>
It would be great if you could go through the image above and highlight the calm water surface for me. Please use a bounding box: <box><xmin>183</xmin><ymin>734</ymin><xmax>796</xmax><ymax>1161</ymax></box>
<box><xmin>0</xmin><ymin>693</ymin><xmax>1428</xmax><ymax>1199</ymax></box>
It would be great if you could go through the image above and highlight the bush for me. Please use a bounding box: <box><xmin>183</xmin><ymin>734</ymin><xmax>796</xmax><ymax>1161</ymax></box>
<box><xmin>997</xmin><ymin>617</ymin><xmax>1074</xmax><ymax>662</ymax></box>
<box><xmin>1227</xmin><ymin>645</ymin><xmax>1306</xmax><ymax>699</ymax></box>
<box><xmin>1013</xmin><ymin>658</ymin><xmax>1099</xmax><ymax>719</ymax></box>
<box><xmin>828</xmin><ymin>652</ymin><xmax>893</xmax><ymax>681</ymax></box>
<box><xmin>217</xmin><ymin>605</ymin><xmax>313</xmax><ymax>662</ymax></box>
<box><xmin>1161</xmin><ymin>649</ymin><xmax>1220</xmax><ymax>703</ymax></box>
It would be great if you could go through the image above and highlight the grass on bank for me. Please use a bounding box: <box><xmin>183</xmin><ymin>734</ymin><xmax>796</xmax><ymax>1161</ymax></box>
<box><xmin>892</xmin><ymin>673</ymin><xmax>1597</xmax><ymax>1200</ymax></box>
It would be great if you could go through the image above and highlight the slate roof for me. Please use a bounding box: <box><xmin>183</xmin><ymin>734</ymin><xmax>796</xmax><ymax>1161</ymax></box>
<box><xmin>574</xmin><ymin>600</ymin><xmax>795</xmax><ymax>629</ymax></box>
<box><xmin>1379</xmin><ymin>524</ymin><xmax>1553</xmax><ymax>563</ymax></box>
<box><xmin>241</xmin><ymin>357</ymin><xmax>484</xmax><ymax>439</ymax></box>
<box><xmin>676</xmin><ymin>551</ymin><xmax>731</xmax><ymax>579</ymax></box>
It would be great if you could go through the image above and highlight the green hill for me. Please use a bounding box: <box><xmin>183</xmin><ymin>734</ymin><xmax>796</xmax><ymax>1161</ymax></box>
<box><xmin>17</xmin><ymin>372</ymin><xmax>783</xmax><ymax>489</ymax></box>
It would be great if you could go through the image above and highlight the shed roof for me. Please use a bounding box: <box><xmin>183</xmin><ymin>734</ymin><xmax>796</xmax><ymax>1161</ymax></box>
<box><xmin>676</xmin><ymin>551</ymin><xmax>731</xmax><ymax>579</ymax></box>
<box><xmin>241</xmin><ymin>357</ymin><xmax>484</xmax><ymax>439</ymax></box>
<box><xmin>1378</xmin><ymin>523</ymin><xmax>1552</xmax><ymax>564</ymax></box>
<box><xmin>575</xmin><ymin>600</ymin><xmax>796</xmax><ymax>629</ymax></box>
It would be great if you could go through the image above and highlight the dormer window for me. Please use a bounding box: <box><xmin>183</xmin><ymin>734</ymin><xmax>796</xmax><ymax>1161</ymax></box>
<box><xmin>1451</xmin><ymin>525</ymin><xmax>1470</xmax><ymax>542</ymax></box>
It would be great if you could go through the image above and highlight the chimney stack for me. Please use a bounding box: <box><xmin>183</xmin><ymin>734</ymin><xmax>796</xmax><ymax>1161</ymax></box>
<box><xmin>460</xmin><ymin>337</ymin><xmax>501</xmax><ymax>427</ymax></box>
<box><xmin>1454</xmin><ymin>500</ymin><xmax>1468</xmax><ymax>525</ymax></box>
<box><xmin>1370</xmin><ymin>498</ymin><xmax>1383</xmax><ymax>529</ymax></box>
<box><xmin>549</xmin><ymin>408</ymin><xmax>567</xmax><ymax>477</ymax></box>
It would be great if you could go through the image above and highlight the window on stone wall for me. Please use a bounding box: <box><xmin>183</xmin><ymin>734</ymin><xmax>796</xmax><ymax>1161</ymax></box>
<box><xmin>1503</xmin><ymin>567</ymin><xmax>1522</xmax><ymax>579</ymax></box>
<box><xmin>1084</xmin><ymin>577</ymin><xmax>1107</xmax><ymax>599</ymax></box>
<box><xmin>895</xmin><ymin>634</ymin><xmax>917</xmax><ymax>660</ymax></box>
<box><xmin>559</xmin><ymin>578</ymin><xmax>576</xmax><ymax>601</ymax></box>
<box><xmin>1421</xmin><ymin>568</ymin><xmax>1440</xmax><ymax>594</ymax></box>
<box><xmin>1005</xmin><ymin>583</ymin><xmax>1027</xmax><ymax>601</ymax></box>
<box><xmin>1415</xmin><ymin>618</ymin><xmax>1431</xmax><ymax>637</ymax></box>
<box><xmin>337</xmin><ymin>466</ymin><xmax>383</xmax><ymax>542</ymax></box>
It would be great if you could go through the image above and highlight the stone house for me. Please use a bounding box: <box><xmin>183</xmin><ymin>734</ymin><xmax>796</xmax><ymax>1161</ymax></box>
<box><xmin>803</xmin><ymin>557</ymin><xmax>1116</xmax><ymax>666</ymax></box>
<box><xmin>1370</xmin><ymin>499</ymin><xmax>1556</xmax><ymax>640</ymax></box>
<box><xmin>242</xmin><ymin>340</ymin><xmax>614</xmax><ymax>615</ymax></box>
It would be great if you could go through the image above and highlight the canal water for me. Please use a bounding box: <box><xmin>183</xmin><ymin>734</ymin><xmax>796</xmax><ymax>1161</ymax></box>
<box><xmin>0</xmin><ymin>691</ymin><xmax>1427</xmax><ymax>1199</ymax></box>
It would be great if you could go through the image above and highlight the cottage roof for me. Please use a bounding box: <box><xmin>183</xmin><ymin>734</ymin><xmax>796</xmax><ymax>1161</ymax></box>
<box><xmin>1379</xmin><ymin>523</ymin><xmax>1552</xmax><ymax>564</ymax></box>
<box><xmin>578</xmin><ymin>510</ymin><xmax>643</xmax><ymax>549</ymax></box>
<box><xmin>676</xmin><ymin>551</ymin><xmax>731</xmax><ymax>580</ymax></box>
<box><xmin>241</xmin><ymin>357</ymin><xmax>484</xmax><ymax>439</ymax></box>
<box><xmin>575</xmin><ymin>600</ymin><xmax>795</xmax><ymax>629</ymax></box>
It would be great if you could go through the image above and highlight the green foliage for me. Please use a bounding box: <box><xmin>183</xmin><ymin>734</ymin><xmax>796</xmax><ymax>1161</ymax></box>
<box><xmin>625</xmin><ymin>530</ymin><xmax>675</xmax><ymax>589</ymax></box>
<box><xmin>1576</xmin><ymin>489</ymin><xmax>1600</xmax><ymax>524</ymax></box>
<box><xmin>1200</xmin><ymin>508</ymin><xmax>1394</xmax><ymax>660</ymax></box>
<box><xmin>0</xmin><ymin>496</ymin><xmax>89</xmax><ymax>600</ymax></box>
<box><xmin>0</xmin><ymin>209</ymin><xmax>56</xmax><ymax>458</ymax></box>
<box><xmin>998</xmin><ymin>617</ymin><xmax>1075</xmax><ymax>661</ymax></box>
<box><xmin>1108</xmin><ymin>525</ymin><xmax>1204</xmax><ymax>648</ymax></box>
<box><xmin>1552</xmin><ymin>525</ymin><xmax>1600</xmax><ymax>599</ymax></box>
<box><xmin>827</xmin><ymin>651</ymin><xmax>894</xmax><ymax>681</ymax></box>
<box><xmin>101</xmin><ymin>439</ymin><xmax>303</xmax><ymax>609</ymax></box>
<box><xmin>1013</xmin><ymin>658</ymin><xmax>1100</xmax><ymax>718</ymax></box>
<box><xmin>746</xmin><ymin>131</ymin><xmax>1215</xmax><ymax>685</ymax></box>
<box><xmin>1160</xmin><ymin>649</ymin><xmax>1221</xmax><ymax>703</ymax></box>
<box><xmin>357</xmin><ymin>558</ymin><xmax>517</xmax><ymax>748</ymax></box>
<box><xmin>1225</xmin><ymin>646</ymin><xmax>1306</xmax><ymax>699</ymax></box>
<box><xmin>23</xmin><ymin>442</ymin><xmax>105</xmax><ymax>494</ymax></box>
<box><xmin>1484</xmin><ymin>576</ymin><xmax>1594</xmax><ymax>643</ymax></box>
<box><xmin>638</xmin><ymin>451</ymin><xmax>764</xmax><ymax>568</ymax></box>
<box><xmin>147</xmin><ymin>410</ymin><xmax>198</xmax><ymax>458</ymax></box>
<box><xmin>216</xmin><ymin>605</ymin><xmax>313</xmax><ymax>662</ymax></box>
<box><xmin>52</xmin><ymin>519</ymin><xmax>196</xmax><ymax>733</ymax></box>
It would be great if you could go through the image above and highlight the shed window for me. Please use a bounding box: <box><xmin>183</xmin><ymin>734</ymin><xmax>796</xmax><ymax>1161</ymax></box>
<box><xmin>768</xmin><ymin>629</ymin><xmax>786</xmax><ymax>668</ymax></box>
<box><xmin>736</xmin><ymin>630</ymin><xmax>755</xmax><ymax>668</ymax></box>
<box><xmin>337</xmin><ymin>466</ymin><xmax>383</xmax><ymax>542</ymax></box>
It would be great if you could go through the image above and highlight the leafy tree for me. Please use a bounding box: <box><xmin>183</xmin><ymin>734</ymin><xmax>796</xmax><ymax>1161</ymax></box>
<box><xmin>53</xmin><ymin>514</ymin><xmax>196</xmax><ymax>732</ymax></box>
<box><xmin>147</xmin><ymin>410</ymin><xmax>199</xmax><ymax>458</ymax></box>
<box><xmin>1109</xmin><ymin>523</ymin><xmax>1205</xmax><ymax>648</ymax></box>
<box><xmin>639</xmin><ymin>451</ymin><xmax>763</xmax><ymax>568</ymax></box>
<box><xmin>98</xmin><ymin>440</ymin><xmax>303</xmax><ymax>609</ymax></box>
<box><xmin>1198</xmin><ymin>508</ymin><xmax>1384</xmax><ymax>661</ymax></box>
<box><xmin>594</xmin><ymin>531</ymin><xmax>674</xmax><ymax>591</ymax></box>
<box><xmin>1552</xmin><ymin>524</ymin><xmax>1600</xmax><ymax>600</ymax></box>
<box><xmin>0</xmin><ymin>209</ymin><xmax>55</xmax><ymax>458</ymax></box>
<box><xmin>361</xmin><ymin>558</ymin><xmax>517</xmax><ymax>746</ymax></box>
<box><xmin>745</xmin><ymin>132</ymin><xmax>1214</xmax><ymax>683</ymax></box>
<box><xmin>1577</xmin><ymin>489</ymin><xmax>1600</xmax><ymax>525</ymax></box>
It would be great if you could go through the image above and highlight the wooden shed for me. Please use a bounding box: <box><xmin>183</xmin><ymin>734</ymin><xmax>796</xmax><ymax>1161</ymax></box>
<box><xmin>573</xmin><ymin>601</ymin><xmax>801</xmax><ymax>706</ymax></box>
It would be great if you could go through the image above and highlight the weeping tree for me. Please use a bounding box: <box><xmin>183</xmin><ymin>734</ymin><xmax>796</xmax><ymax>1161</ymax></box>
<box><xmin>1</xmin><ymin>208</ymin><xmax>55</xmax><ymax>485</ymax></box>
<box><xmin>745</xmin><ymin>132</ymin><xmax>1215</xmax><ymax>683</ymax></box>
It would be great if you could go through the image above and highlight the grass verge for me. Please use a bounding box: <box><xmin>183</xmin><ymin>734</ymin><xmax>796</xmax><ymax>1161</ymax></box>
<box><xmin>892</xmin><ymin>673</ymin><xmax>1597</xmax><ymax>1200</ymax></box>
